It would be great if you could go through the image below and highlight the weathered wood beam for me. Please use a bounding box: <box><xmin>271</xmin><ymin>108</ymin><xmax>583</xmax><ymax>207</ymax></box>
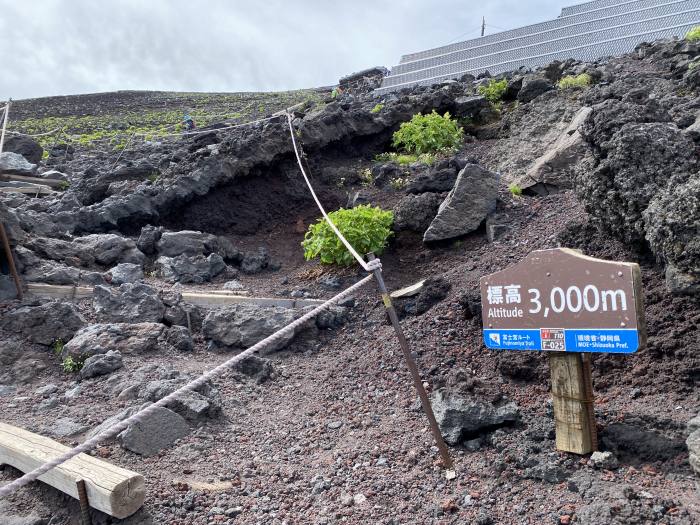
<box><xmin>26</xmin><ymin>283</ymin><xmax>325</xmax><ymax>309</ymax></box>
<box><xmin>0</xmin><ymin>173</ymin><xmax>65</xmax><ymax>188</ymax></box>
<box><xmin>0</xmin><ymin>422</ymin><xmax>144</xmax><ymax>519</ymax></box>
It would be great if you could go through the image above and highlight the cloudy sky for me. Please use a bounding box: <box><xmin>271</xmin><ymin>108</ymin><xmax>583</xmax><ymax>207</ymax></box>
<box><xmin>0</xmin><ymin>0</ymin><xmax>565</xmax><ymax>100</ymax></box>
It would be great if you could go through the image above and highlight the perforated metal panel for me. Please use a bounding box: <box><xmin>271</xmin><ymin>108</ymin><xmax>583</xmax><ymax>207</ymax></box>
<box><xmin>378</xmin><ymin>0</ymin><xmax>700</xmax><ymax>94</ymax></box>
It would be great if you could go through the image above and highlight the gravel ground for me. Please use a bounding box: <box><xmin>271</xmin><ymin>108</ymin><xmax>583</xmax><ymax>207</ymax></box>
<box><xmin>1</xmin><ymin>187</ymin><xmax>698</xmax><ymax>524</ymax></box>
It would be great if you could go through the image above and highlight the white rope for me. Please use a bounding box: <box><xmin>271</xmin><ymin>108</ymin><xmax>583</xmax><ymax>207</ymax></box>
<box><xmin>0</xmin><ymin>273</ymin><xmax>374</xmax><ymax>499</ymax></box>
<box><xmin>4</xmin><ymin>127</ymin><xmax>62</xmax><ymax>138</ymax></box>
<box><xmin>285</xmin><ymin>111</ymin><xmax>380</xmax><ymax>273</ymax></box>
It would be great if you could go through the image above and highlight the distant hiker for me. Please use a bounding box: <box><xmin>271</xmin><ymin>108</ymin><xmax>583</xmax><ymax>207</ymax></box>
<box><xmin>182</xmin><ymin>113</ymin><xmax>195</xmax><ymax>131</ymax></box>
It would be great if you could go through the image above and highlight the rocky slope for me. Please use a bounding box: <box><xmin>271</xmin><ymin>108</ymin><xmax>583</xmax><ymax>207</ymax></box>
<box><xmin>0</xmin><ymin>36</ymin><xmax>699</xmax><ymax>525</ymax></box>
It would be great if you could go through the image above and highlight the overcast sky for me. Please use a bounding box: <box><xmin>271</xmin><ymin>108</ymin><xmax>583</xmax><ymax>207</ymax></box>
<box><xmin>0</xmin><ymin>0</ymin><xmax>566</xmax><ymax>101</ymax></box>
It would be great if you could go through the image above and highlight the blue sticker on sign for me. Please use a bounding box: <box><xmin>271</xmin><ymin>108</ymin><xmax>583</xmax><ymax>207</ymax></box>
<box><xmin>483</xmin><ymin>328</ymin><xmax>639</xmax><ymax>354</ymax></box>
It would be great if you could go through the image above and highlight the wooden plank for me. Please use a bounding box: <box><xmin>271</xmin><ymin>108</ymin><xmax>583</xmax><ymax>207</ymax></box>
<box><xmin>181</xmin><ymin>292</ymin><xmax>324</xmax><ymax>309</ymax></box>
<box><xmin>549</xmin><ymin>352</ymin><xmax>596</xmax><ymax>455</ymax></box>
<box><xmin>0</xmin><ymin>422</ymin><xmax>144</xmax><ymax>519</ymax></box>
<box><xmin>26</xmin><ymin>283</ymin><xmax>325</xmax><ymax>309</ymax></box>
<box><xmin>0</xmin><ymin>186</ymin><xmax>55</xmax><ymax>195</ymax></box>
<box><xmin>27</xmin><ymin>283</ymin><xmax>93</xmax><ymax>301</ymax></box>
<box><xmin>390</xmin><ymin>279</ymin><xmax>425</xmax><ymax>299</ymax></box>
<box><xmin>0</xmin><ymin>173</ymin><xmax>65</xmax><ymax>188</ymax></box>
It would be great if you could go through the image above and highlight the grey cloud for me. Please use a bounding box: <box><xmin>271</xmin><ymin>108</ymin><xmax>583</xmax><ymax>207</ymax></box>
<box><xmin>0</xmin><ymin>0</ymin><xmax>564</xmax><ymax>100</ymax></box>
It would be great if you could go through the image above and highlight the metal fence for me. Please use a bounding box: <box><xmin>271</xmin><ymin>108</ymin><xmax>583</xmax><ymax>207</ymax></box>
<box><xmin>377</xmin><ymin>0</ymin><xmax>700</xmax><ymax>94</ymax></box>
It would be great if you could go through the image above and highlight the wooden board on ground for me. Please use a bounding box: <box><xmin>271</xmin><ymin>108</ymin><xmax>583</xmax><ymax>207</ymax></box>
<box><xmin>27</xmin><ymin>283</ymin><xmax>325</xmax><ymax>309</ymax></box>
<box><xmin>549</xmin><ymin>353</ymin><xmax>597</xmax><ymax>454</ymax></box>
<box><xmin>0</xmin><ymin>422</ymin><xmax>144</xmax><ymax>519</ymax></box>
<box><xmin>0</xmin><ymin>173</ymin><xmax>65</xmax><ymax>188</ymax></box>
<box><xmin>0</xmin><ymin>186</ymin><xmax>55</xmax><ymax>195</ymax></box>
<box><xmin>390</xmin><ymin>279</ymin><xmax>425</xmax><ymax>299</ymax></box>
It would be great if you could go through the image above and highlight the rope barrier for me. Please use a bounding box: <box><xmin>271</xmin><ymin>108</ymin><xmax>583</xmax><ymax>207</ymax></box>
<box><xmin>0</xmin><ymin>273</ymin><xmax>375</xmax><ymax>499</ymax></box>
<box><xmin>285</xmin><ymin>111</ymin><xmax>379</xmax><ymax>273</ymax></box>
<box><xmin>4</xmin><ymin>127</ymin><xmax>62</xmax><ymax>138</ymax></box>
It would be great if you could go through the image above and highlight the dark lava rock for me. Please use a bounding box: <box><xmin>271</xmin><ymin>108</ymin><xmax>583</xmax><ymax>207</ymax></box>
<box><xmin>3</xmin><ymin>134</ymin><xmax>43</xmax><ymax>164</ymax></box>
<box><xmin>423</xmin><ymin>164</ymin><xmax>499</xmax><ymax>242</ymax></box>
<box><xmin>517</xmin><ymin>78</ymin><xmax>555</xmax><ymax>103</ymax></box>
<box><xmin>0</xmin><ymin>301</ymin><xmax>85</xmax><ymax>346</ymax></box>
<box><xmin>430</xmin><ymin>388</ymin><xmax>519</xmax><ymax>445</ymax></box>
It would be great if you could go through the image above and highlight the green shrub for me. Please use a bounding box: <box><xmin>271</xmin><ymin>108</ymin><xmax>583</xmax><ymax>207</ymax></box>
<box><xmin>53</xmin><ymin>339</ymin><xmax>65</xmax><ymax>356</ymax></box>
<box><xmin>478</xmin><ymin>79</ymin><xmax>508</xmax><ymax>104</ymax></box>
<box><xmin>508</xmin><ymin>183</ymin><xmax>523</xmax><ymax>196</ymax></box>
<box><xmin>302</xmin><ymin>205</ymin><xmax>394</xmax><ymax>266</ymax></box>
<box><xmin>375</xmin><ymin>152</ymin><xmax>436</xmax><ymax>166</ymax></box>
<box><xmin>557</xmin><ymin>73</ymin><xmax>592</xmax><ymax>90</ymax></box>
<box><xmin>359</xmin><ymin>168</ymin><xmax>373</xmax><ymax>186</ymax></box>
<box><xmin>370</xmin><ymin>103</ymin><xmax>384</xmax><ymax>114</ymax></box>
<box><xmin>391</xmin><ymin>111</ymin><xmax>464</xmax><ymax>155</ymax></box>
<box><xmin>686</xmin><ymin>26</ymin><xmax>700</xmax><ymax>42</ymax></box>
<box><xmin>61</xmin><ymin>356</ymin><xmax>84</xmax><ymax>373</ymax></box>
<box><xmin>389</xmin><ymin>177</ymin><xmax>408</xmax><ymax>190</ymax></box>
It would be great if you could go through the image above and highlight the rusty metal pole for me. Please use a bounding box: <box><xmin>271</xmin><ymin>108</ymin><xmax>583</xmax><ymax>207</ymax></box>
<box><xmin>366</xmin><ymin>253</ymin><xmax>455</xmax><ymax>475</ymax></box>
<box><xmin>0</xmin><ymin>222</ymin><xmax>22</xmax><ymax>300</ymax></box>
<box><xmin>76</xmin><ymin>479</ymin><xmax>92</xmax><ymax>525</ymax></box>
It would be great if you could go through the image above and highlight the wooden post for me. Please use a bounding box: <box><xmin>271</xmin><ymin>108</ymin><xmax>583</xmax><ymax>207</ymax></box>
<box><xmin>549</xmin><ymin>353</ymin><xmax>597</xmax><ymax>454</ymax></box>
<box><xmin>0</xmin><ymin>222</ymin><xmax>22</xmax><ymax>300</ymax></box>
<box><xmin>0</xmin><ymin>423</ymin><xmax>145</xmax><ymax>519</ymax></box>
<box><xmin>0</xmin><ymin>99</ymin><xmax>10</xmax><ymax>153</ymax></box>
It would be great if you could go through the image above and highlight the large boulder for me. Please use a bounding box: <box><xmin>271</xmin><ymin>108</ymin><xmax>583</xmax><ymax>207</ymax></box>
<box><xmin>393</xmin><ymin>193</ymin><xmax>443</xmax><ymax>233</ymax></box>
<box><xmin>689</xmin><ymin>429</ymin><xmax>700</xmax><ymax>477</ymax></box>
<box><xmin>431</xmin><ymin>388</ymin><xmax>519</xmax><ymax>445</ymax></box>
<box><xmin>156</xmin><ymin>230</ymin><xmax>219</xmax><ymax>257</ymax></box>
<box><xmin>0</xmin><ymin>301</ymin><xmax>85</xmax><ymax>346</ymax></box>
<box><xmin>155</xmin><ymin>253</ymin><xmax>226</xmax><ymax>283</ymax></box>
<box><xmin>202</xmin><ymin>303</ymin><xmax>297</xmax><ymax>353</ymax></box>
<box><xmin>80</xmin><ymin>350</ymin><xmax>123</xmax><ymax>379</ymax></box>
<box><xmin>0</xmin><ymin>152</ymin><xmax>37</xmax><ymax>176</ymax></box>
<box><xmin>3</xmin><ymin>134</ymin><xmax>43</xmax><ymax>164</ymax></box>
<box><xmin>93</xmin><ymin>283</ymin><xmax>166</xmax><ymax>323</ymax></box>
<box><xmin>423</xmin><ymin>164</ymin><xmax>499</xmax><ymax>242</ymax></box>
<box><xmin>119</xmin><ymin>406</ymin><xmax>190</xmax><ymax>457</ymax></box>
<box><xmin>515</xmin><ymin>106</ymin><xmax>594</xmax><ymax>192</ymax></box>
<box><xmin>107</xmin><ymin>263</ymin><xmax>144</xmax><ymax>285</ymax></box>
<box><xmin>577</xmin><ymin>122</ymin><xmax>698</xmax><ymax>247</ymax></box>
<box><xmin>63</xmin><ymin>322</ymin><xmax>192</xmax><ymax>358</ymax></box>
<box><xmin>644</xmin><ymin>176</ymin><xmax>700</xmax><ymax>295</ymax></box>
<box><xmin>79</xmin><ymin>234</ymin><xmax>145</xmax><ymax>266</ymax></box>
<box><xmin>517</xmin><ymin>78</ymin><xmax>555</xmax><ymax>103</ymax></box>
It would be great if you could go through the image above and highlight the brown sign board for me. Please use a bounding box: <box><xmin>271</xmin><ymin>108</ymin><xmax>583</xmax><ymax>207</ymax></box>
<box><xmin>480</xmin><ymin>248</ymin><xmax>646</xmax><ymax>353</ymax></box>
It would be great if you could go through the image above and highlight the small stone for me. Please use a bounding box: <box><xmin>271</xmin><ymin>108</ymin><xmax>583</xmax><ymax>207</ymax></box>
<box><xmin>38</xmin><ymin>397</ymin><xmax>59</xmax><ymax>410</ymax></box>
<box><xmin>208</xmin><ymin>506</ymin><xmax>225</xmax><ymax>516</ymax></box>
<box><xmin>222</xmin><ymin>280</ymin><xmax>244</xmax><ymax>291</ymax></box>
<box><xmin>225</xmin><ymin>507</ymin><xmax>243</xmax><ymax>517</ymax></box>
<box><xmin>630</xmin><ymin>387</ymin><xmax>642</xmax><ymax>399</ymax></box>
<box><xmin>36</xmin><ymin>384</ymin><xmax>58</xmax><ymax>397</ymax></box>
<box><xmin>340</xmin><ymin>492</ymin><xmax>354</xmax><ymax>507</ymax></box>
<box><xmin>327</xmin><ymin>421</ymin><xmax>343</xmax><ymax>430</ymax></box>
<box><xmin>353</xmin><ymin>493</ymin><xmax>367</xmax><ymax>505</ymax></box>
<box><xmin>590</xmin><ymin>450</ymin><xmax>619</xmax><ymax>470</ymax></box>
<box><xmin>63</xmin><ymin>385</ymin><xmax>82</xmax><ymax>400</ymax></box>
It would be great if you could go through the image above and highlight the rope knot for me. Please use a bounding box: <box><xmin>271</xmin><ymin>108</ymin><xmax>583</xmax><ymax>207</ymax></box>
<box><xmin>366</xmin><ymin>258</ymin><xmax>382</xmax><ymax>272</ymax></box>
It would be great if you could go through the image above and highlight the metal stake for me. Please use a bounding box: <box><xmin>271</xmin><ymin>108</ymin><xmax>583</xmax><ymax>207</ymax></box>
<box><xmin>76</xmin><ymin>479</ymin><xmax>92</xmax><ymax>525</ymax></box>
<box><xmin>0</xmin><ymin>222</ymin><xmax>22</xmax><ymax>300</ymax></box>
<box><xmin>0</xmin><ymin>99</ymin><xmax>10</xmax><ymax>154</ymax></box>
<box><xmin>366</xmin><ymin>253</ymin><xmax>455</xmax><ymax>474</ymax></box>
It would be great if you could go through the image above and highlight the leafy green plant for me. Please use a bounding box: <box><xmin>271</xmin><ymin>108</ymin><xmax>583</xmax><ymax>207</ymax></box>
<box><xmin>689</xmin><ymin>60</ymin><xmax>700</xmax><ymax>71</ymax></box>
<box><xmin>686</xmin><ymin>26</ymin><xmax>700</xmax><ymax>42</ymax></box>
<box><xmin>391</xmin><ymin>111</ymin><xmax>464</xmax><ymax>155</ymax></box>
<box><xmin>375</xmin><ymin>152</ymin><xmax>436</xmax><ymax>166</ymax></box>
<box><xmin>389</xmin><ymin>177</ymin><xmax>408</xmax><ymax>189</ymax></box>
<box><xmin>359</xmin><ymin>168</ymin><xmax>374</xmax><ymax>187</ymax></box>
<box><xmin>557</xmin><ymin>73</ymin><xmax>592</xmax><ymax>90</ymax></box>
<box><xmin>302</xmin><ymin>205</ymin><xmax>394</xmax><ymax>266</ymax></box>
<box><xmin>53</xmin><ymin>339</ymin><xmax>65</xmax><ymax>356</ymax></box>
<box><xmin>370</xmin><ymin>103</ymin><xmax>384</xmax><ymax>114</ymax></box>
<box><xmin>478</xmin><ymin>79</ymin><xmax>508</xmax><ymax>104</ymax></box>
<box><xmin>61</xmin><ymin>355</ymin><xmax>84</xmax><ymax>373</ymax></box>
<box><xmin>58</xmin><ymin>180</ymin><xmax>70</xmax><ymax>191</ymax></box>
<box><xmin>508</xmin><ymin>183</ymin><xmax>523</xmax><ymax>196</ymax></box>
<box><xmin>147</xmin><ymin>173</ymin><xmax>159</xmax><ymax>183</ymax></box>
